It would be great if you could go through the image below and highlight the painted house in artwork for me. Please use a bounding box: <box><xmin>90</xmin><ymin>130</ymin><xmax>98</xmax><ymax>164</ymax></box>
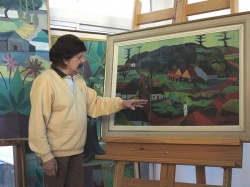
<box><xmin>0</xmin><ymin>31</ymin><xmax>36</xmax><ymax>52</ymax></box>
<box><xmin>125</xmin><ymin>58</ymin><xmax>137</xmax><ymax>67</ymax></box>
<box><xmin>167</xmin><ymin>68</ymin><xmax>186</xmax><ymax>82</ymax></box>
<box><xmin>151</xmin><ymin>87</ymin><xmax>164</xmax><ymax>101</ymax></box>
<box><xmin>116</xmin><ymin>80</ymin><xmax>138</xmax><ymax>99</ymax></box>
<box><xmin>182</xmin><ymin>67</ymin><xmax>198</xmax><ymax>82</ymax></box>
<box><xmin>168</xmin><ymin>67</ymin><xmax>197</xmax><ymax>82</ymax></box>
<box><xmin>194</xmin><ymin>66</ymin><xmax>218</xmax><ymax>81</ymax></box>
<box><xmin>167</xmin><ymin>71</ymin><xmax>181</xmax><ymax>82</ymax></box>
<box><xmin>175</xmin><ymin>67</ymin><xmax>186</xmax><ymax>76</ymax></box>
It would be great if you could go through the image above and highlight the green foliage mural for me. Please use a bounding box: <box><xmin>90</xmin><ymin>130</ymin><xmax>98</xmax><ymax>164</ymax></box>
<box><xmin>0</xmin><ymin>0</ymin><xmax>50</xmax><ymax>139</ymax></box>
<box><xmin>0</xmin><ymin>56</ymin><xmax>45</xmax><ymax>115</ymax></box>
<box><xmin>80</xmin><ymin>40</ymin><xmax>106</xmax><ymax>95</ymax></box>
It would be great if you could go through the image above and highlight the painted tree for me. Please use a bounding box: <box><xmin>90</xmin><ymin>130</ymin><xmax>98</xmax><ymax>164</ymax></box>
<box><xmin>0</xmin><ymin>0</ymin><xmax>42</xmax><ymax>22</ymax></box>
<box><xmin>124</xmin><ymin>47</ymin><xmax>132</xmax><ymax>61</ymax></box>
<box><xmin>0</xmin><ymin>0</ymin><xmax>18</xmax><ymax>18</ymax></box>
<box><xmin>117</xmin><ymin>66</ymin><xmax>131</xmax><ymax>79</ymax></box>
<box><xmin>217</xmin><ymin>32</ymin><xmax>231</xmax><ymax>47</ymax></box>
<box><xmin>196</xmin><ymin>34</ymin><xmax>206</xmax><ymax>45</ymax></box>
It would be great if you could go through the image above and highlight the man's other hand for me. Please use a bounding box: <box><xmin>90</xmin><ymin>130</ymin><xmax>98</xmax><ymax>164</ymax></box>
<box><xmin>42</xmin><ymin>158</ymin><xmax>58</xmax><ymax>177</ymax></box>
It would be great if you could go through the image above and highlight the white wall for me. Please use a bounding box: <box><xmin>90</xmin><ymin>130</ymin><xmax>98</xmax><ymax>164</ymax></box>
<box><xmin>49</xmin><ymin>0</ymin><xmax>136</xmax><ymax>33</ymax></box>
<box><xmin>49</xmin><ymin>0</ymin><xmax>250</xmax><ymax>186</ymax></box>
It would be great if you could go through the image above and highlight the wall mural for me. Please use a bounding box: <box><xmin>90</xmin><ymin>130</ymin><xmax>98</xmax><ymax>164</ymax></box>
<box><xmin>0</xmin><ymin>0</ymin><xmax>50</xmax><ymax>139</ymax></box>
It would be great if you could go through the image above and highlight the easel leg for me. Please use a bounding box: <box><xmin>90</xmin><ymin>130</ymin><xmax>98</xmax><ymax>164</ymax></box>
<box><xmin>113</xmin><ymin>161</ymin><xmax>125</xmax><ymax>187</ymax></box>
<box><xmin>134</xmin><ymin>162</ymin><xmax>140</xmax><ymax>178</ymax></box>
<box><xmin>223</xmin><ymin>168</ymin><xmax>232</xmax><ymax>187</ymax></box>
<box><xmin>196</xmin><ymin>166</ymin><xmax>206</xmax><ymax>184</ymax></box>
<box><xmin>160</xmin><ymin>164</ymin><xmax>176</xmax><ymax>187</ymax></box>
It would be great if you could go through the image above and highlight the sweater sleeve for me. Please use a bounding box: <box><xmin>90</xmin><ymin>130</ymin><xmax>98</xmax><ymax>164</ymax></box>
<box><xmin>79</xmin><ymin>78</ymin><xmax>124</xmax><ymax>118</ymax></box>
<box><xmin>28</xmin><ymin>78</ymin><xmax>54</xmax><ymax>162</ymax></box>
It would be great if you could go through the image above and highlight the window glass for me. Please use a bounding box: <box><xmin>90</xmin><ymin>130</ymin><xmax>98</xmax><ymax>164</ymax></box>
<box><xmin>0</xmin><ymin>146</ymin><xmax>15</xmax><ymax>187</ymax></box>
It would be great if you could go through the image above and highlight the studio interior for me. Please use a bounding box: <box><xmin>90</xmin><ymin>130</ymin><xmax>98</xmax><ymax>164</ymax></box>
<box><xmin>1</xmin><ymin>0</ymin><xmax>250</xmax><ymax>187</ymax></box>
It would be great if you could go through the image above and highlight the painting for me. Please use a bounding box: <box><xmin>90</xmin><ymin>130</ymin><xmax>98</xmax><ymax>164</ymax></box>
<box><xmin>0</xmin><ymin>0</ymin><xmax>50</xmax><ymax>139</ymax></box>
<box><xmin>102</xmin><ymin>12</ymin><xmax>250</xmax><ymax>141</ymax></box>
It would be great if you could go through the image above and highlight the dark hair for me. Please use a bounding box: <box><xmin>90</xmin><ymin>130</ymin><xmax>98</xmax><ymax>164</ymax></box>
<box><xmin>49</xmin><ymin>34</ymin><xmax>87</xmax><ymax>68</ymax></box>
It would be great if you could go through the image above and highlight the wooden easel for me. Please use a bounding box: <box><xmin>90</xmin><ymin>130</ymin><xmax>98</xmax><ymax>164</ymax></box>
<box><xmin>96</xmin><ymin>137</ymin><xmax>242</xmax><ymax>187</ymax></box>
<box><xmin>97</xmin><ymin>0</ymin><xmax>241</xmax><ymax>186</ymax></box>
<box><xmin>132</xmin><ymin>0</ymin><xmax>238</xmax><ymax>30</ymax></box>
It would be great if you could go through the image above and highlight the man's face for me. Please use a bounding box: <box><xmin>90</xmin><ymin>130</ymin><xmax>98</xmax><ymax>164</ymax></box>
<box><xmin>65</xmin><ymin>52</ymin><xmax>85</xmax><ymax>76</ymax></box>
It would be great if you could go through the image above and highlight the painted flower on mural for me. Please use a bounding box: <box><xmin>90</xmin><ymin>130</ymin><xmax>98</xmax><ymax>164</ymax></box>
<box><xmin>2</xmin><ymin>52</ymin><xmax>18</xmax><ymax>71</ymax></box>
<box><xmin>20</xmin><ymin>58</ymin><xmax>45</xmax><ymax>84</ymax></box>
<box><xmin>1</xmin><ymin>53</ymin><xmax>18</xmax><ymax>87</ymax></box>
<box><xmin>0</xmin><ymin>53</ymin><xmax>44</xmax><ymax>115</ymax></box>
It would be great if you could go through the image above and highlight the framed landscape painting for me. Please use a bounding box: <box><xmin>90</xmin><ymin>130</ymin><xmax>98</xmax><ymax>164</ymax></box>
<box><xmin>102</xmin><ymin>12</ymin><xmax>250</xmax><ymax>142</ymax></box>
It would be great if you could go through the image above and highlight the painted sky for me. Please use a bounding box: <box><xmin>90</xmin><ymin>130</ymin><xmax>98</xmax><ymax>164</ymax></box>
<box><xmin>117</xmin><ymin>29</ymin><xmax>239</xmax><ymax>65</ymax></box>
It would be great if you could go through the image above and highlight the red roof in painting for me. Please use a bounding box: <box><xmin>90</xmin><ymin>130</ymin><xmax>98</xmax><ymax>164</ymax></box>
<box><xmin>167</xmin><ymin>72</ymin><xmax>181</xmax><ymax>79</ymax></box>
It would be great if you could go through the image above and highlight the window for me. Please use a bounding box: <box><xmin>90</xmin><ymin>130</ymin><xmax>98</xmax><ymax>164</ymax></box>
<box><xmin>0</xmin><ymin>146</ymin><xmax>15</xmax><ymax>187</ymax></box>
<box><xmin>0</xmin><ymin>141</ymin><xmax>26</xmax><ymax>187</ymax></box>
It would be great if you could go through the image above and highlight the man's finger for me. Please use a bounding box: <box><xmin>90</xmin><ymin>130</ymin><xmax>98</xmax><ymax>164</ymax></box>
<box><xmin>44</xmin><ymin>169</ymin><xmax>52</xmax><ymax>176</ymax></box>
<box><xmin>55</xmin><ymin>163</ymin><xmax>58</xmax><ymax>173</ymax></box>
<box><xmin>51</xmin><ymin>168</ymin><xmax>56</xmax><ymax>177</ymax></box>
<box><xmin>135</xmin><ymin>105</ymin><xmax>143</xmax><ymax>108</ymax></box>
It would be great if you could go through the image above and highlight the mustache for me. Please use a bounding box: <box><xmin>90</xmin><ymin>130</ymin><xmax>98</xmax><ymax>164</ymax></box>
<box><xmin>77</xmin><ymin>63</ymin><xmax>83</xmax><ymax>69</ymax></box>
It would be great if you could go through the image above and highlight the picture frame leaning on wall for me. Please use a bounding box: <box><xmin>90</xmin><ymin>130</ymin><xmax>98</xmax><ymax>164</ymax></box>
<box><xmin>102</xmin><ymin>12</ymin><xmax>250</xmax><ymax>142</ymax></box>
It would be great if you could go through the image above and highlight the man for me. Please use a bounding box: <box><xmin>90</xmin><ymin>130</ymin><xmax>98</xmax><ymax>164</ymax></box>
<box><xmin>28</xmin><ymin>34</ymin><xmax>147</xmax><ymax>187</ymax></box>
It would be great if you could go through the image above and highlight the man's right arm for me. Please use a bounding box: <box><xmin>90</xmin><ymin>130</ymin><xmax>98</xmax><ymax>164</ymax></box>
<box><xmin>28</xmin><ymin>79</ymin><xmax>54</xmax><ymax>163</ymax></box>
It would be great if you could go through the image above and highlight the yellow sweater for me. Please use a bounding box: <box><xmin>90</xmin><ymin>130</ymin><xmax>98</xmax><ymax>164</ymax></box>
<box><xmin>29</xmin><ymin>69</ymin><xmax>123</xmax><ymax>162</ymax></box>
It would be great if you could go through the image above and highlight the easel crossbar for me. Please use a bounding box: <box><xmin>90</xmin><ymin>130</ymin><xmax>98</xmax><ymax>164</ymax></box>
<box><xmin>134</xmin><ymin>0</ymin><xmax>234</xmax><ymax>25</ymax></box>
<box><xmin>112</xmin><ymin>161</ymin><xmax>228</xmax><ymax>187</ymax></box>
<box><xmin>102</xmin><ymin>136</ymin><xmax>241</xmax><ymax>145</ymax></box>
<box><xmin>118</xmin><ymin>178</ymin><xmax>226</xmax><ymax>187</ymax></box>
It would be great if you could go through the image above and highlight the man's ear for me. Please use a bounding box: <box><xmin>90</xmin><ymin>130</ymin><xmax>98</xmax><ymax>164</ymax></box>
<box><xmin>63</xmin><ymin>59</ymin><xmax>69</xmax><ymax>66</ymax></box>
